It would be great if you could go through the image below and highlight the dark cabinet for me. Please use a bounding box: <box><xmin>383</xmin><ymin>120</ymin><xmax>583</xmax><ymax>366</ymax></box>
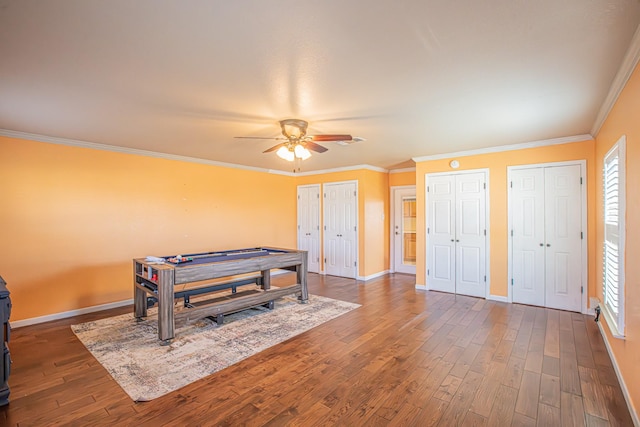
<box><xmin>0</xmin><ymin>276</ymin><xmax>10</xmax><ymax>406</ymax></box>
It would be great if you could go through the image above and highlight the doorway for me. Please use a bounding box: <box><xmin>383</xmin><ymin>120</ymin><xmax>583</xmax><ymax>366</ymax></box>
<box><xmin>391</xmin><ymin>186</ymin><xmax>416</xmax><ymax>274</ymax></box>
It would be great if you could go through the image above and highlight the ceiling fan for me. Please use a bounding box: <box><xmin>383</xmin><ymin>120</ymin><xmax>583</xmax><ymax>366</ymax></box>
<box><xmin>235</xmin><ymin>119</ymin><xmax>364</xmax><ymax>162</ymax></box>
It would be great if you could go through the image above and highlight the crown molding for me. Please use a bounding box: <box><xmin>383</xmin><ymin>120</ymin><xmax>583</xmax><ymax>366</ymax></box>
<box><xmin>591</xmin><ymin>24</ymin><xmax>640</xmax><ymax>137</ymax></box>
<box><xmin>0</xmin><ymin>129</ymin><xmax>292</xmax><ymax>175</ymax></box>
<box><xmin>294</xmin><ymin>164</ymin><xmax>389</xmax><ymax>176</ymax></box>
<box><xmin>0</xmin><ymin>129</ymin><xmax>392</xmax><ymax>176</ymax></box>
<box><xmin>411</xmin><ymin>134</ymin><xmax>593</xmax><ymax>163</ymax></box>
<box><xmin>389</xmin><ymin>167</ymin><xmax>416</xmax><ymax>174</ymax></box>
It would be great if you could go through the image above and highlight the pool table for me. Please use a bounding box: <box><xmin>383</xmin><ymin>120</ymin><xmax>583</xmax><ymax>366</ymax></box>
<box><xmin>133</xmin><ymin>247</ymin><xmax>308</xmax><ymax>342</ymax></box>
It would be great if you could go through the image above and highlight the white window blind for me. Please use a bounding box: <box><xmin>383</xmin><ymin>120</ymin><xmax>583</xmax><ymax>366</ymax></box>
<box><xmin>602</xmin><ymin>136</ymin><xmax>625</xmax><ymax>338</ymax></box>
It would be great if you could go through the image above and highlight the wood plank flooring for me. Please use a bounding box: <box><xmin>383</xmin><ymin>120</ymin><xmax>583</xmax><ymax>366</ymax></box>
<box><xmin>0</xmin><ymin>273</ymin><xmax>634</xmax><ymax>426</ymax></box>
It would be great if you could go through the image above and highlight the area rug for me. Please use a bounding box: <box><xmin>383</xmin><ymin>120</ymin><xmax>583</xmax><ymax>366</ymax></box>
<box><xmin>71</xmin><ymin>293</ymin><xmax>359</xmax><ymax>402</ymax></box>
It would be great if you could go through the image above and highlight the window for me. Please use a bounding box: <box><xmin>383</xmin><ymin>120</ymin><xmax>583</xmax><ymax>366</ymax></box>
<box><xmin>602</xmin><ymin>136</ymin><xmax>626</xmax><ymax>338</ymax></box>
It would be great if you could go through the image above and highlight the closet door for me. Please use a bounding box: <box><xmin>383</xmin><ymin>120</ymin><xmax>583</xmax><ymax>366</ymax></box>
<box><xmin>544</xmin><ymin>165</ymin><xmax>582</xmax><ymax>312</ymax></box>
<box><xmin>297</xmin><ymin>185</ymin><xmax>320</xmax><ymax>273</ymax></box>
<box><xmin>427</xmin><ymin>175</ymin><xmax>456</xmax><ymax>293</ymax></box>
<box><xmin>324</xmin><ymin>182</ymin><xmax>357</xmax><ymax>278</ymax></box>
<box><xmin>455</xmin><ymin>173</ymin><xmax>487</xmax><ymax>298</ymax></box>
<box><xmin>511</xmin><ymin>168</ymin><xmax>546</xmax><ymax>307</ymax></box>
<box><xmin>510</xmin><ymin>164</ymin><xmax>583</xmax><ymax>312</ymax></box>
<box><xmin>427</xmin><ymin>171</ymin><xmax>487</xmax><ymax>297</ymax></box>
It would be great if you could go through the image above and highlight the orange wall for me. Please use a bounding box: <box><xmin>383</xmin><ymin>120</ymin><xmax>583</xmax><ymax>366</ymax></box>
<box><xmin>594</xmin><ymin>61</ymin><xmax>640</xmax><ymax>416</ymax></box>
<box><xmin>415</xmin><ymin>140</ymin><xmax>596</xmax><ymax>299</ymax></box>
<box><xmin>295</xmin><ymin>168</ymin><xmax>390</xmax><ymax>278</ymax></box>
<box><xmin>389</xmin><ymin>170</ymin><xmax>416</xmax><ymax>187</ymax></box>
<box><xmin>0</xmin><ymin>136</ymin><xmax>394</xmax><ymax>323</ymax></box>
<box><xmin>0</xmin><ymin>136</ymin><xmax>297</xmax><ymax>321</ymax></box>
<box><xmin>362</xmin><ymin>169</ymin><xmax>390</xmax><ymax>276</ymax></box>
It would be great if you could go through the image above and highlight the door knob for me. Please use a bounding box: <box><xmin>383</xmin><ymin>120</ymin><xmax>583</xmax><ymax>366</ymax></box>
<box><xmin>546</xmin><ymin>244</ymin><xmax>551</xmax><ymax>247</ymax></box>
<box><xmin>540</xmin><ymin>243</ymin><xmax>543</xmax><ymax>246</ymax></box>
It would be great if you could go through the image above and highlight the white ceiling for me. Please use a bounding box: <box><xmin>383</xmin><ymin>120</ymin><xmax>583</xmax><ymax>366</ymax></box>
<box><xmin>1</xmin><ymin>1</ymin><xmax>640</xmax><ymax>172</ymax></box>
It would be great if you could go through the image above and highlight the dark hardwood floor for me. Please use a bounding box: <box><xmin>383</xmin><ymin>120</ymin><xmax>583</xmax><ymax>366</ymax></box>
<box><xmin>0</xmin><ymin>273</ymin><xmax>634</xmax><ymax>426</ymax></box>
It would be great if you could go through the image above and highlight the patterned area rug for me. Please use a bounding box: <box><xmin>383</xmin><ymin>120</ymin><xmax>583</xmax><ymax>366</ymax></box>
<box><xmin>72</xmin><ymin>293</ymin><xmax>359</xmax><ymax>401</ymax></box>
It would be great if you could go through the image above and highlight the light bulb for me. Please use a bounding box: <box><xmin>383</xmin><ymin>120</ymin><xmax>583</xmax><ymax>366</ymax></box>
<box><xmin>276</xmin><ymin>146</ymin><xmax>295</xmax><ymax>161</ymax></box>
<box><xmin>294</xmin><ymin>144</ymin><xmax>311</xmax><ymax>160</ymax></box>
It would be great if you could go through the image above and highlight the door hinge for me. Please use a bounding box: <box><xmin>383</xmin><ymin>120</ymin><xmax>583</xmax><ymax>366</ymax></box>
<box><xmin>298</xmin><ymin>225</ymin><xmax>300</xmax><ymax>230</ymax></box>
<box><xmin>484</xmin><ymin>275</ymin><xmax>486</xmax><ymax>282</ymax></box>
<box><xmin>354</xmin><ymin>191</ymin><xmax>356</xmax><ymax>196</ymax></box>
<box><xmin>317</xmin><ymin>225</ymin><xmax>320</xmax><ymax>230</ymax></box>
<box><xmin>511</xmin><ymin>278</ymin><xmax>514</xmax><ymax>286</ymax></box>
<box><xmin>484</xmin><ymin>229</ymin><xmax>486</xmax><ymax>236</ymax></box>
<box><xmin>483</xmin><ymin>183</ymin><xmax>486</xmax><ymax>190</ymax></box>
<box><xmin>581</xmin><ymin>231</ymin><xmax>583</xmax><ymax>239</ymax></box>
<box><xmin>427</xmin><ymin>186</ymin><xmax>430</xmax><ymax>192</ymax></box>
<box><xmin>324</xmin><ymin>258</ymin><xmax>326</xmax><ymax>263</ymax></box>
<box><xmin>298</xmin><ymin>195</ymin><xmax>300</xmax><ymax>199</ymax></box>
<box><xmin>354</xmin><ymin>226</ymin><xmax>357</xmax><ymax>231</ymax></box>
<box><xmin>510</xmin><ymin>181</ymin><xmax>513</xmax><ymax>188</ymax></box>
<box><xmin>580</xmin><ymin>177</ymin><xmax>583</xmax><ymax>185</ymax></box>
<box><xmin>324</xmin><ymin>193</ymin><xmax>326</xmax><ymax>198</ymax></box>
<box><xmin>354</xmin><ymin>261</ymin><xmax>357</xmax><ymax>266</ymax></box>
<box><xmin>581</xmin><ymin>286</ymin><xmax>584</xmax><ymax>294</ymax></box>
<box><xmin>511</xmin><ymin>230</ymin><xmax>513</xmax><ymax>237</ymax></box>
<box><xmin>427</xmin><ymin>227</ymin><xmax>430</xmax><ymax>234</ymax></box>
<box><xmin>324</xmin><ymin>225</ymin><xmax>326</xmax><ymax>230</ymax></box>
<box><xmin>317</xmin><ymin>193</ymin><xmax>320</xmax><ymax>198</ymax></box>
<box><xmin>427</xmin><ymin>269</ymin><xmax>430</xmax><ymax>276</ymax></box>
<box><xmin>316</xmin><ymin>257</ymin><xmax>319</xmax><ymax>262</ymax></box>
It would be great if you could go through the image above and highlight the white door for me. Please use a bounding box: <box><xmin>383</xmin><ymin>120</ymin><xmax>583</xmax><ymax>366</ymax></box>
<box><xmin>427</xmin><ymin>172</ymin><xmax>487</xmax><ymax>297</ymax></box>
<box><xmin>510</xmin><ymin>164</ymin><xmax>583</xmax><ymax>312</ymax></box>
<box><xmin>324</xmin><ymin>182</ymin><xmax>357</xmax><ymax>278</ymax></box>
<box><xmin>511</xmin><ymin>168</ymin><xmax>546</xmax><ymax>307</ymax></box>
<box><xmin>427</xmin><ymin>175</ymin><xmax>456</xmax><ymax>293</ymax></box>
<box><xmin>393</xmin><ymin>187</ymin><xmax>417</xmax><ymax>274</ymax></box>
<box><xmin>297</xmin><ymin>185</ymin><xmax>320</xmax><ymax>273</ymax></box>
<box><xmin>455</xmin><ymin>173</ymin><xmax>487</xmax><ymax>298</ymax></box>
<box><xmin>544</xmin><ymin>165</ymin><xmax>582</xmax><ymax>311</ymax></box>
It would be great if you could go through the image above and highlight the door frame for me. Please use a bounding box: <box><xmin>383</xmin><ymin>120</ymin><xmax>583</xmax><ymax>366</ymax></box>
<box><xmin>322</xmin><ymin>180</ymin><xmax>359</xmax><ymax>279</ymax></box>
<box><xmin>297</xmin><ymin>184</ymin><xmax>321</xmax><ymax>274</ymax></box>
<box><xmin>390</xmin><ymin>185</ymin><xmax>416</xmax><ymax>274</ymax></box>
<box><xmin>425</xmin><ymin>168</ymin><xmax>491</xmax><ymax>298</ymax></box>
<box><xmin>507</xmin><ymin>160</ymin><xmax>587</xmax><ymax>313</ymax></box>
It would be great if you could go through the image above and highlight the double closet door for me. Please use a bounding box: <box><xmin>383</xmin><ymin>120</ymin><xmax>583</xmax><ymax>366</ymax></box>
<box><xmin>324</xmin><ymin>182</ymin><xmax>358</xmax><ymax>278</ymax></box>
<box><xmin>510</xmin><ymin>164</ymin><xmax>583</xmax><ymax>312</ymax></box>
<box><xmin>427</xmin><ymin>171</ymin><xmax>487</xmax><ymax>298</ymax></box>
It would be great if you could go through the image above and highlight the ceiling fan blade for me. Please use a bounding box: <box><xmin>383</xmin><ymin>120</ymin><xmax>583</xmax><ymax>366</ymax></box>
<box><xmin>263</xmin><ymin>143</ymin><xmax>285</xmax><ymax>153</ymax></box>
<box><xmin>234</xmin><ymin>136</ymin><xmax>285</xmax><ymax>140</ymax></box>
<box><xmin>304</xmin><ymin>141</ymin><xmax>329</xmax><ymax>153</ymax></box>
<box><xmin>310</xmin><ymin>134</ymin><xmax>353</xmax><ymax>142</ymax></box>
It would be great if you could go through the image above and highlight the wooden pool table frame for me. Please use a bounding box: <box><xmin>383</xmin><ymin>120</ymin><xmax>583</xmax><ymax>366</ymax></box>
<box><xmin>133</xmin><ymin>247</ymin><xmax>308</xmax><ymax>343</ymax></box>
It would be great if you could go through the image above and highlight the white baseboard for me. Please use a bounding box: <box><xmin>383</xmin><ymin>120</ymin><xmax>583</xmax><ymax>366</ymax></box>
<box><xmin>357</xmin><ymin>270</ymin><xmax>390</xmax><ymax>281</ymax></box>
<box><xmin>487</xmin><ymin>294</ymin><xmax>509</xmax><ymax>303</ymax></box>
<box><xmin>11</xmin><ymin>299</ymin><xmax>133</xmax><ymax>329</ymax></box>
<box><xmin>596</xmin><ymin>320</ymin><xmax>640</xmax><ymax>427</ymax></box>
<box><xmin>415</xmin><ymin>284</ymin><xmax>427</xmax><ymax>291</ymax></box>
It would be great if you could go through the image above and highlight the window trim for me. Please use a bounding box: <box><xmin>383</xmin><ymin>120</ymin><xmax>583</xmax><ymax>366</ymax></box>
<box><xmin>602</xmin><ymin>135</ymin><xmax>626</xmax><ymax>339</ymax></box>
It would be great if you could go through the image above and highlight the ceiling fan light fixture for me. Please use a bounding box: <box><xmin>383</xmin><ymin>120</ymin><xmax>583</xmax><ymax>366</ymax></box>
<box><xmin>294</xmin><ymin>144</ymin><xmax>311</xmax><ymax>160</ymax></box>
<box><xmin>276</xmin><ymin>145</ymin><xmax>295</xmax><ymax>161</ymax></box>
